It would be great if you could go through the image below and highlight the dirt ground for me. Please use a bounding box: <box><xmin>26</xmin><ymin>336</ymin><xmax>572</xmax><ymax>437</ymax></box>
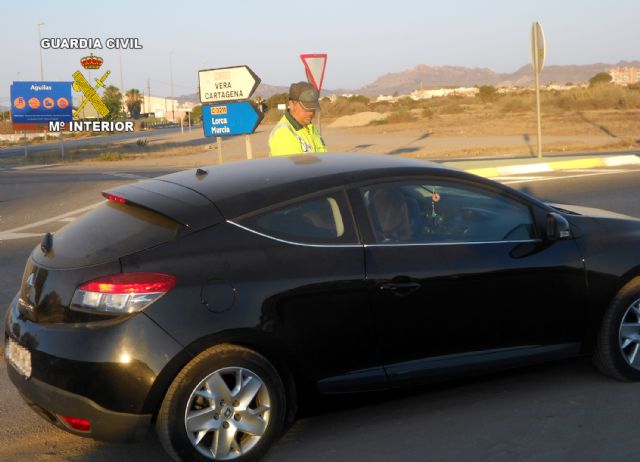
<box><xmin>1</xmin><ymin>109</ymin><xmax>638</xmax><ymax>169</ymax></box>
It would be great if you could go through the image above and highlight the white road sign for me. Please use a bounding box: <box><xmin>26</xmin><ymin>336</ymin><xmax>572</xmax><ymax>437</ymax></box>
<box><xmin>531</xmin><ymin>22</ymin><xmax>546</xmax><ymax>73</ymax></box>
<box><xmin>198</xmin><ymin>65</ymin><xmax>261</xmax><ymax>104</ymax></box>
<box><xmin>300</xmin><ymin>53</ymin><xmax>327</xmax><ymax>92</ymax></box>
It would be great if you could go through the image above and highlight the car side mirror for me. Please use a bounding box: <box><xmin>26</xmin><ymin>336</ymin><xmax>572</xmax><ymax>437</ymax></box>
<box><xmin>546</xmin><ymin>212</ymin><xmax>571</xmax><ymax>241</ymax></box>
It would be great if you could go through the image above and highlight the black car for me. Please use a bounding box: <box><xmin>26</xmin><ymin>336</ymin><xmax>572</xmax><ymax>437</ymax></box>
<box><xmin>5</xmin><ymin>153</ymin><xmax>640</xmax><ymax>462</ymax></box>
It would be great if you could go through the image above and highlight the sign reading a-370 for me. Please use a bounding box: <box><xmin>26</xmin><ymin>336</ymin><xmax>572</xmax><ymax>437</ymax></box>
<box><xmin>198</xmin><ymin>65</ymin><xmax>261</xmax><ymax>104</ymax></box>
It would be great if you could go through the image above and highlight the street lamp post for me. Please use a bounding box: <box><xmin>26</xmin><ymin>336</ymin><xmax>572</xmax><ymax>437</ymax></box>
<box><xmin>37</xmin><ymin>22</ymin><xmax>45</xmax><ymax>80</ymax></box>
<box><xmin>169</xmin><ymin>50</ymin><xmax>175</xmax><ymax>122</ymax></box>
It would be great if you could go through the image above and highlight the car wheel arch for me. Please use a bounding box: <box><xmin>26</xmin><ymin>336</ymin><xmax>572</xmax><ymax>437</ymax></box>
<box><xmin>594</xmin><ymin>275</ymin><xmax>640</xmax><ymax>381</ymax></box>
<box><xmin>581</xmin><ymin>267</ymin><xmax>640</xmax><ymax>354</ymax></box>
<box><xmin>149</xmin><ymin>331</ymin><xmax>302</xmax><ymax>424</ymax></box>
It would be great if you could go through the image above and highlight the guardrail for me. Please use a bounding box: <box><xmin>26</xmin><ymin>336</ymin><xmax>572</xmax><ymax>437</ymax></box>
<box><xmin>140</xmin><ymin>122</ymin><xmax>180</xmax><ymax>130</ymax></box>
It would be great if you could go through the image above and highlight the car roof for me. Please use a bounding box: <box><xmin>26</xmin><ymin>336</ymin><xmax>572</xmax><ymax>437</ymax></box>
<box><xmin>154</xmin><ymin>153</ymin><xmax>452</xmax><ymax>218</ymax></box>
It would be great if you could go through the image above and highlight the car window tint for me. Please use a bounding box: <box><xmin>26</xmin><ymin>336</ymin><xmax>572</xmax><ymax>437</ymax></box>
<box><xmin>239</xmin><ymin>193</ymin><xmax>356</xmax><ymax>244</ymax></box>
<box><xmin>361</xmin><ymin>181</ymin><xmax>535</xmax><ymax>244</ymax></box>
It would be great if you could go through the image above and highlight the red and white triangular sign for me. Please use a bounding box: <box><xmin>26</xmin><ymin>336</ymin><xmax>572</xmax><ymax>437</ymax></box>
<box><xmin>300</xmin><ymin>53</ymin><xmax>327</xmax><ymax>92</ymax></box>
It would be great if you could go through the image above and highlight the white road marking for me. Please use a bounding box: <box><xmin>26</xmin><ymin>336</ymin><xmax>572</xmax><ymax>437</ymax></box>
<box><xmin>0</xmin><ymin>232</ymin><xmax>42</xmax><ymax>240</ymax></box>
<box><xmin>0</xmin><ymin>201</ymin><xmax>103</xmax><ymax>241</ymax></box>
<box><xmin>561</xmin><ymin>168</ymin><xmax>628</xmax><ymax>174</ymax></box>
<box><xmin>501</xmin><ymin>168</ymin><xmax>640</xmax><ymax>185</ymax></box>
<box><xmin>492</xmin><ymin>176</ymin><xmax>548</xmax><ymax>182</ymax></box>
<box><xmin>104</xmin><ymin>172</ymin><xmax>146</xmax><ymax>179</ymax></box>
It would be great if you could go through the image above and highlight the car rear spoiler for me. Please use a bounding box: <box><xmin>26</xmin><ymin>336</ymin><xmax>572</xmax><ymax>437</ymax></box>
<box><xmin>102</xmin><ymin>179</ymin><xmax>224</xmax><ymax>230</ymax></box>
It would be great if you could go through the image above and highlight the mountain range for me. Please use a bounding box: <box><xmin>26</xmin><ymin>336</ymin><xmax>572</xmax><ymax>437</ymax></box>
<box><xmin>357</xmin><ymin>61</ymin><xmax>640</xmax><ymax>96</ymax></box>
<box><xmin>180</xmin><ymin>60</ymin><xmax>638</xmax><ymax>102</ymax></box>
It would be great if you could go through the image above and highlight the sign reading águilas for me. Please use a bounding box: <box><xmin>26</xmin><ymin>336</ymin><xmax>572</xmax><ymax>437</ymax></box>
<box><xmin>198</xmin><ymin>65</ymin><xmax>261</xmax><ymax>104</ymax></box>
<box><xmin>11</xmin><ymin>81</ymin><xmax>73</xmax><ymax>131</ymax></box>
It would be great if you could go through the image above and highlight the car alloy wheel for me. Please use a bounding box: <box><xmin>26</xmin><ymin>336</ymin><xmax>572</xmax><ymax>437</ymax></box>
<box><xmin>185</xmin><ymin>367</ymin><xmax>271</xmax><ymax>460</ymax></box>
<box><xmin>157</xmin><ymin>344</ymin><xmax>286</xmax><ymax>462</ymax></box>
<box><xmin>618</xmin><ymin>298</ymin><xmax>640</xmax><ymax>370</ymax></box>
<box><xmin>594</xmin><ymin>278</ymin><xmax>640</xmax><ymax>382</ymax></box>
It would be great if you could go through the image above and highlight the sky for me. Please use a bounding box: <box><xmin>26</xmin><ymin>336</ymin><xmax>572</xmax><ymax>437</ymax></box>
<box><xmin>0</xmin><ymin>0</ymin><xmax>638</xmax><ymax>104</ymax></box>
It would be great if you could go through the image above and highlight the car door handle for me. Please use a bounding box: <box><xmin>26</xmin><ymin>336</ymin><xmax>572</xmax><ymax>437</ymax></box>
<box><xmin>378</xmin><ymin>282</ymin><xmax>421</xmax><ymax>295</ymax></box>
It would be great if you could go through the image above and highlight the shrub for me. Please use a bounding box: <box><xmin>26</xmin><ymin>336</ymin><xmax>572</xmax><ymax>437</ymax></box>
<box><xmin>267</xmin><ymin>92</ymin><xmax>288</xmax><ymax>110</ymax></box>
<box><xmin>384</xmin><ymin>109</ymin><xmax>415</xmax><ymax>124</ymax></box>
<box><xmin>396</xmin><ymin>97</ymin><xmax>418</xmax><ymax>109</ymax></box>
<box><xmin>321</xmin><ymin>97</ymin><xmax>369</xmax><ymax>118</ymax></box>
<box><xmin>499</xmin><ymin>96</ymin><xmax>531</xmax><ymax>113</ymax></box>
<box><xmin>543</xmin><ymin>85</ymin><xmax>640</xmax><ymax>111</ymax></box>
<box><xmin>98</xmin><ymin>151</ymin><xmax>124</xmax><ymax>161</ymax></box>
<box><xmin>439</xmin><ymin>103</ymin><xmax>465</xmax><ymax>115</ymax></box>
<box><xmin>477</xmin><ymin>85</ymin><xmax>499</xmax><ymax>103</ymax></box>
<box><xmin>368</xmin><ymin>119</ymin><xmax>388</xmax><ymax>126</ymax></box>
<box><xmin>421</xmin><ymin>107</ymin><xmax>434</xmax><ymax>118</ymax></box>
<box><xmin>589</xmin><ymin>72</ymin><xmax>613</xmax><ymax>88</ymax></box>
<box><xmin>347</xmin><ymin>95</ymin><xmax>370</xmax><ymax>105</ymax></box>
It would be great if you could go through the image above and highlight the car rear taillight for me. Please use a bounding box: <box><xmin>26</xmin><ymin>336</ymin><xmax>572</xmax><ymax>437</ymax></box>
<box><xmin>102</xmin><ymin>192</ymin><xmax>128</xmax><ymax>204</ymax></box>
<box><xmin>70</xmin><ymin>272</ymin><xmax>176</xmax><ymax>315</ymax></box>
<box><xmin>59</xmin><ymin>415</ymin><xmax>91</xmax><ymax>432</ymax></box>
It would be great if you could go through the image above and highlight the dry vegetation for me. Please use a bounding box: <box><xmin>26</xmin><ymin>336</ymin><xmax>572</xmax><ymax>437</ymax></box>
<box><xmin>0</xmin><ymin>135</ymin><xmax>217</xmax><ymax>168</ymax></box>
<box><xmin>1</xmin><ymin>83</ymin><xmax>638</xmax><ymax>165</ymax></box>
<box><xmin>262</xmin><ymin>83</ymin><xmax>639</xmax><ymax>143</ymax></box>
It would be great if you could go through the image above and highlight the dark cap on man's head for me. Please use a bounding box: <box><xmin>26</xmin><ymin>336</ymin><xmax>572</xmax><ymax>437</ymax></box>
<box><xmin>288</xmin><ymin>81</ymin><xmax>320</xmax><ymax>111</ymax></box>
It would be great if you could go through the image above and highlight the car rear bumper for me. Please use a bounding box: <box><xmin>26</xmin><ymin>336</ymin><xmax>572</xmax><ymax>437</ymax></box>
<box><xmin>4</xmin><ymin>294</ymin><xmax>186</xmax><ymax>442</ymax></box>
<box><xmin>7</xmin><ymin>364</ymin><xmax>151</xmax><ymax>442</ymax></box>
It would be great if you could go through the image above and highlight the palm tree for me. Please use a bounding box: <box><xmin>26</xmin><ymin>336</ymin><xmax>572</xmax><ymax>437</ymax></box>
<box><xmin>125</xmin><ymin>89</ymin><xmax>143</xmax><ymax>119</ymax></box>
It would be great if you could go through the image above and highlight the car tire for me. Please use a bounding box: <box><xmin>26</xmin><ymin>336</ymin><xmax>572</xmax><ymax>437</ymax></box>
<box><xmin>157</xmin><ymin>343</ymin><xmax>286</xmax><ymax>462</ymax></box>
<box><xmin>594</xmin><ymin>277</ymin><xmax>640</xmax><ymax>381</ymax></box>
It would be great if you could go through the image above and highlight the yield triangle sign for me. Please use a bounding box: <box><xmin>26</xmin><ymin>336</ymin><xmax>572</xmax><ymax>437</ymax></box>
<box><xmin>300</xmin><ymin>53</ymin><xmax>327</xmax><ymax>92</ymax></box>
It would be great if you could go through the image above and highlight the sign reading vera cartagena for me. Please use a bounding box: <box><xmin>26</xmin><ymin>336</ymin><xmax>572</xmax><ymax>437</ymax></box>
<box><xmin>198</xmin><ymin>65</ymin><xmax>260</xmax><ymax>104</ymax></box>
<box><xmin>11</xmin><ymin>81</ymin><xmax>73</xmax><ymax>130</ymax></box>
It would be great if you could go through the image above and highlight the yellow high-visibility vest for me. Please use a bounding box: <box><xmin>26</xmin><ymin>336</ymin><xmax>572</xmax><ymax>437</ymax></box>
<box><xmin>269</xmin><ymin>111</ymin><xmax>327</xmax><ymax>156</ymax></box>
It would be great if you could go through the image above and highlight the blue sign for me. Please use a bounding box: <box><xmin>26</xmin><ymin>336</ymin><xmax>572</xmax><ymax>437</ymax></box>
<box><xmin>202</xmin><ymin>101</ymin><xmax>263</xmax><ymax>137</ymax></box>
<box><xmin>10</xmin><ymin>81</ymin><xmax>73</xmax><ymax>124</ymax></box>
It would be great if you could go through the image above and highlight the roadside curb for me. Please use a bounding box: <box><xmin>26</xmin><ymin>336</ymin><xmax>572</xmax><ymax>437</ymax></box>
<box><xmin>6</xmin><ymin>163</ymin><xmax>64</xmax><ymax>171</ymax></box>
<box><xmin>465</xmin><ymin>154</ymin><xmax>640</xmax><ymax>178</ymax></box>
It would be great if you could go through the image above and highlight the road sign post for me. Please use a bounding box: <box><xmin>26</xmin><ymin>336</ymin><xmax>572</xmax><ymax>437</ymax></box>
<box><xmin>245</xmin><ymin>135</ymin><xmax>253</xmax><ymax>160</ymax></box>
<box><xmin>531</xmin><ymin>21</ymin><xmax>545</xmax><ymax>159</ymax></box>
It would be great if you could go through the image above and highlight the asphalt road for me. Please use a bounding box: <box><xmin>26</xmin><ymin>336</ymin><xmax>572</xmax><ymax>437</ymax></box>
<box><xmin>0</xmin><ymin>125</ymin><xmax>194</xmax><ymax>157</ymax></box>
<box><xmin>2</xmin><ymin>163</ymin><xmax>640</xmax><ymax>461</ymax></box>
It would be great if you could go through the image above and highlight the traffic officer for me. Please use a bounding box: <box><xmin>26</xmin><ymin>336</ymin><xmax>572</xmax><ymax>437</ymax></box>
<box><xmin>269</xmin><ymin>81</ymin><xmax>327</xmax><ymax>156</ymax></box>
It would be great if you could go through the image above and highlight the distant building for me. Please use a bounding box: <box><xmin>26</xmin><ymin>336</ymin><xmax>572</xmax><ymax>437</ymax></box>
<box><xmin>609</xmin><ymin>67</ymin><xmax>639</xmax><ymax>85</ymax></box>
<box><xmin>410</xmin><ymin>87</ymin><xmax>479</xmax><ymax>100</ymax></box>
<box><xmin>376</xmin><ymin>94</ymin><xmax>396</xmax><ymax>102</ymax></box>
<box><xmin>140</xmin><ymin>95</ymin><xmax>196</xmax><ymax>122</ymax></box>
<box><xmin>542</xmin><ymin>83</ymin><xmax>586</xmax><ymax>91</ymax></box>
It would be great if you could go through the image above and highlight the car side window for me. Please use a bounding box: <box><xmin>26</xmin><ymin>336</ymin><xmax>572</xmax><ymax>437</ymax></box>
<box><xmin>361</xmin><ymin>181</ymin><xmax>536</xmax><ymax>244</ymax></box>
<box><xmin>239</xmin><ymin>192</ymin><xmax>357</xmax><ymax>244</ymax></box>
